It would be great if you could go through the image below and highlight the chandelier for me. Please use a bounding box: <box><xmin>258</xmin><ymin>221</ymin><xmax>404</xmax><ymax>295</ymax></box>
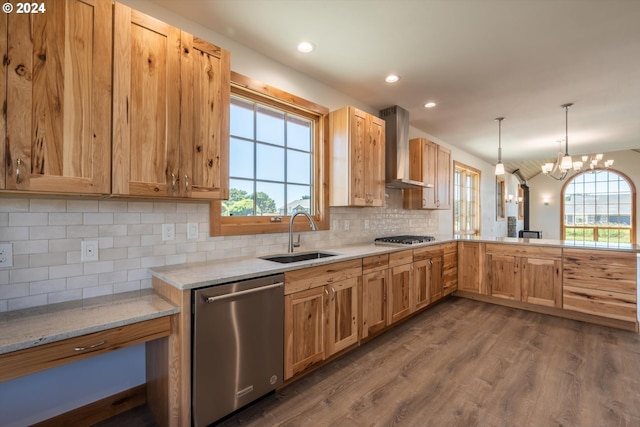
<box><xmin>541</xmin><ymin>103</ymin><xmax>614</xmax><ymax>181</ymax></box>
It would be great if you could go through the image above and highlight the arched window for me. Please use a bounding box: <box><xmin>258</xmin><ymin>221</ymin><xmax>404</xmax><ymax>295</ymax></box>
<box><xmin>562</xmin><ymin>170</ymin><xmax>636</xmax><ymax>243</ymax></box>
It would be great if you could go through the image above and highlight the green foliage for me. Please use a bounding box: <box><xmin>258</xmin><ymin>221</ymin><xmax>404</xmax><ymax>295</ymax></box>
<box><xmin>222</xmin><ymin>187</ymin><xmax>277</xmax><ymax>216</ymax></box>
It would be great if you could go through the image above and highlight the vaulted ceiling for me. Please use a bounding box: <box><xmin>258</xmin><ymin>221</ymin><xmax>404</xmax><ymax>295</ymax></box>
<box><xmin>155</xmin><ymin>0</ymin><xmax>640</xmax><ymax>180</ymax></box>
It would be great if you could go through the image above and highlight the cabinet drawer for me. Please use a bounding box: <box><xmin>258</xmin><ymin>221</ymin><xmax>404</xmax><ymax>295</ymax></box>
<box><xmin>0</xmin><ymin>316</ymin><xmax>171</xmax><ymax>382</ymax></box>
<box><xmin>363</xmin><ymin>254</ymin><xmax>389</xmax><ymax>274</ymax></box>
<box><xmin>486</xmin><ymin>243</ymin><xmax>561</xmax><ymax>259</ymax></box>
<box><xmin>564</xmin><ymin>263</ymin><xmax>636</xmax><ymax>294</ymax></box>
<box><xmin>442</xmin><ymin>242</ymin><xmax>457</xmax><ymax>254</ymax></box>
<box><xmin>413</xmin><ymin>246</ymin><xmax>443</xmax><ymax>262</ymax></box>
<box><xmin>564</xmin><ymin>249</ymin><xmax>637</xmax><ymax>269</ymax></box>
<box><xmin>563</xmin><ymin>285</ymin><xmax>637</xmax><ymax>322</ymax></box>
<box><xmin>389</xmin><ymin>250</ymin><xmax>413</xmax><ymax>267</ymax></box>
<box><xmin>285</xmin><ymin>259</ymin><xmax>362</xmax><ymax>295</ymax></box>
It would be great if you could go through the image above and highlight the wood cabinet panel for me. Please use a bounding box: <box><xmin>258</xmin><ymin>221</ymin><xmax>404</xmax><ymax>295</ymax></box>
<box><xmin>436</xmin><ymin>145</ymin><xmax>451</xmax><ymax>209</ymax></box>
<box><xmin>413</xmin><ymin>259</ymin><xmax>429</xmax><ymax>310</ymax></box>
<box><xmin>284</xmin><ymin>287</ymin><xmax>325</xmax><ymax>380</ymax></box>
<box><xmin>563</xmin><ymin>249</ymin><xmax>637</xmax><ymax>322</ymax></box>
<box><xmin>362</xmin><ymin>269</ymin><xmax>388</xmax><ymax>338</ymax></box>
<box><xmin>443</xmin><ymin>248</ymin><xmax>458</xmax><ymax>296</ymax></box>
<box><xmin>325</xmin><ymin>277</ymin><xmax>360</xmax><ymax>356</ymax></box>
<box><xmin>389</xmin><ymin>249</ymin><xmax>413</xmax><ymax>268</ymax></box>
<box><xmin>362</xmin><ymin>254</ymin><xmax>389</xmax><ymax>274</ymax></box>
<box><xmin>4</xmin><ymin>0</ymin><xmax>112</xmax><ymax>194</ymax></box>
<box><xmin>487</xmin><ymin>254</ymin><xmax>520</xmax><ymax>301</ymax></box>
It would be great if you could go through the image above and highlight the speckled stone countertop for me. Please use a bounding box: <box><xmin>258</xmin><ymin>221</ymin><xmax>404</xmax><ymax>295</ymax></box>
<box><xmin>150</xmin><ymin>238</ymin><xmax>639</xmax><ymax>291</ymax></box>
<box><xmin>0</xmin><ymin>290</ymin><xmax>179</xmax><ymax>355</ymax></box>
<box><xmin>150</xmin><ymin>243</ymin><xmax>405</xmax><ymax>290</ymax></box>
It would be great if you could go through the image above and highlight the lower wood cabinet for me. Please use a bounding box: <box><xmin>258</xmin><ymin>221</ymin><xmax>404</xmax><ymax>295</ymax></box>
<box><xmin>486</xmin><ymin>244</ymin><xmax>562</xmax><ymax>308</ymax></box>
<box><xmin>413</xmin><ymin>246</ymin><xmax>444</xmax><ymax>310</ymax></box>
<box><xmin>362</xmin><ymin>254</ymin><xmax>390</xmax><ymax>339</ymax></box>
<box><xmin>563</xmin><ymin>249</ymin><xmax>637</xmax><ymax>322</ymax></box>
<box><xmin>283</xmin><ymin>260</ymin><xmax>362</xmax><ymax>380</ymax></box>
<box><xmin>388</xmin><ymin>250</ymin><xmax>414</xmax><ymax>325</ymax></box>
<box><xmin>284</xmin><ymin>287</ymin><xmax>325</xmax><ymax>380</ymax></box>
<box><xmin>457</xmin><ymin>241</ymin><xmax>487</xmax><ymax>294</ymax></box>
<box><xmin>442</xmin><ymin>242</ymin><xmax>458</xmax><ymax>295</ymax></box>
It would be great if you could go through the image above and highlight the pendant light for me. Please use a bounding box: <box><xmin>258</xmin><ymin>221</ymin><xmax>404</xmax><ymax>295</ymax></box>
<box><xmin>559</xmin><ymin>103</ymin><xmax>573</xmax><ymax>171</ymax></box>
<box><xmin>494</xmin><ymin>117</ymin><xmax>505</xmax><ymax>175</ymax></box>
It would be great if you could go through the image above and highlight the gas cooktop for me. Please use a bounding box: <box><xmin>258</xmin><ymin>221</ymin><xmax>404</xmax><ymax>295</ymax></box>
<box><xmin>374</xmin><ymin>235</ymin><xmax>436</xmax><ymax>246</ymax></box>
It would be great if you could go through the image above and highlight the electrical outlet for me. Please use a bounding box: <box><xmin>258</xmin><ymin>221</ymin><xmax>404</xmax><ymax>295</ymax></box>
<box><xmin>0</xmin><ymin>243</ymin><xmax>13</xmax><ymax>268</ymax></box>
<box><xmin>187</xmin><ymin>222</ymin><xmax>199</xmax><ymax>240</ymax></box>
<box><xmin>162</xmin><ymin>223</ymin><xmax>175</xmax><ymax>241</ymax></box>
<box><xmin>81</xmin><ymin>240</ymin><xmax>99</xmax><ymax>262</ymax></box>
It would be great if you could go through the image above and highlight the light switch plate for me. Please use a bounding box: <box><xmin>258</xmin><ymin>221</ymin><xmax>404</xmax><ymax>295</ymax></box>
<box><xmin>81</xmin><ymin>240</ymin><xmax>99</xmax><ymax>262</ymax></box>
<box><xmin>0</xmin><ymin>243</ymin><xmax>13</xmax><ymax>268</ymax></box>
<box><xmin>187</xmin><ymin>222</ymin><xmax>199</xmax><ymax>240</ymax></box>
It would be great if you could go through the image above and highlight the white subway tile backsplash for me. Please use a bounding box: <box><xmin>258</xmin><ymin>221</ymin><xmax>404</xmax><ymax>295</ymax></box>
<box><xmin>0</xmin><ymin>198</ymin><xmax>29</xmax><ymax>212</ymax></box>
<box><xmin>0</xmin><ymin>226</ymin><xmax>29</xmax><ymax>241</ymax></box>
<box><xmin>49</xmin><ymin>213</ymin><xmax>83</xmax><ymax>226</ymax></box>
<box><xmin>1</xmin><ymin>191</ymin><xmax>439</xmax><ymax>312</ymax></box>
<box><xmin>30</xmin><ymin>278</ymin><xmax>66</xmax><ymax>295</ymax></box>
<box><xmin>9</xmin><ymin>212</ymin><xmax>48</xmax><ymax>227</ymax></box>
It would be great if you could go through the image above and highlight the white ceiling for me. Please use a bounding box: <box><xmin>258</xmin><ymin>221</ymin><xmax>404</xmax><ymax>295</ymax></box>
<box><xmin>154</xmin><ymin>0</ymin><xmax>640</xmax><ymax>179</ymax></box>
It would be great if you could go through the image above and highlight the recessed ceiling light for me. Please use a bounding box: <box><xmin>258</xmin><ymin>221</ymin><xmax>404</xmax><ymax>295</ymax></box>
<box><xmin>424</xmin><ymin>102</ymin><xmax>436</xmax><ymax>108</ymax></box>
<box><xmin>297</xmin><ymin>41</ymin><xmax>315</xmax><ymax>53</ymax></box>
<box><xmin>385</xmin><ymin>74</ymin><xmax>400</xmax><ymax>83</ymax></box>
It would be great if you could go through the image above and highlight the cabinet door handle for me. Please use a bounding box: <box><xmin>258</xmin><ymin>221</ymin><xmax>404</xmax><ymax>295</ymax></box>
<box><xmin>15</xmin><ymin>159</ymin><xmax>21</xmax><ymax>184</ymax></box>
<box><xmin>331</xmin><ymin>287</ymin><xmax>336</xmax><ymax>300</ymax></box>
<box><xmin>185</xmin><ymin>174</ymin><xmax>189</xmax><ymax>193</ymax></box>
<box><xmin>324</xmin><ymin>288</ymin><xmax>329</xmax><ymax>298</ymax></box>
<box><xmin>171</xmin><ymin>173</ymin><xmax>176</xmax><ymax>194</ymax></box>
<box><xmin>74</xmin><ymin>341</ymin><xmax>107</xmax><ymax>352</ymax></box>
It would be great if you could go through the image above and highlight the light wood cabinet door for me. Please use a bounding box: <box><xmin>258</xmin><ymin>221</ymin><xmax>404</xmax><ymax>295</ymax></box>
<box><xmin>413</xmin><ymin>259</ymin><xmax>430</xmax><ymax>310</ymax></box>
<box><xmin>284</xmin><ymin>287</ymin><xmax>325</xmax><ymax>380</ymax></box>
<box><xmin>521</xmin><ymin>257</ymin><xmax>562</xmax><ymax>308</ymax></box>
<box><xmin>329</xmin><ymin>106</ymin><xmax>385</xmax><ymax>207</ymax></box>
<box><xmin>4</xmin><ymin>0</ymin><xmax>112</xmax><ymax>194</ymax></box>
<box><xmin>403</xmin><ymin>138</ymin><xmax>450</xmax><ymax>210</ymax></box>
<box><xmin>325</xmin><ymin>277</ymin><xmax>360</xmax><ymax>356</ymax></box>
<box><xmin>388</xmin><ymin>263</ymin><xmax>413</xmax><ymax>324</ymax></box>
<box><xmin>362</xmin><ymin>269</ymin><xmax>388</xmax><ymax>339</ymax></box>
<box><xmin>487</xmin><ymin>254</ymin><xmax>520</xmax><ymax>301</ymax></box>
<box><xmin>429</xmin><ymin>255</ymin><xmax>444</xmax><ymax>302</ymax></box>
<box><xmin>179</xmin><ymin>34</ymin><xmax>230</xmax><ymax>200</ymax></box>
<box><xmin>113</xmin><ymin>4</ymin><xmax>230</xmax><ymax>200</ymax></box>
<box><xmin>457</xmin><ymin>241</ymin><xmax>486</xmax><ymax>294</ymax></box>
<box><xmin>113</xmin><ymin>3</ymin><xmax>181</xmax><ymax>197</ymax></box>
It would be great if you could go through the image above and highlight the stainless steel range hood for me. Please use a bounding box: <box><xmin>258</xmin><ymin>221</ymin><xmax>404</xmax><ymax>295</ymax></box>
<box><xmin>379</xmin><ymin>106</ymin><xmax>433</xmax><ymax>189</ymax></box>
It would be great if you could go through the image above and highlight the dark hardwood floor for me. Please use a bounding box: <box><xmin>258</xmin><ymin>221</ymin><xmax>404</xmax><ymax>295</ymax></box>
<box><xmin>99</xmin><ymin>297</ymin><xmax>640</xmax><ymax>427</ymax></box>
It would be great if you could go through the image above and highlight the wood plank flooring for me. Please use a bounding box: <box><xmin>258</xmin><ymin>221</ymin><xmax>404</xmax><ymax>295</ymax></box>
<box><xmin>102</xmin><ymin>297</ymin><xmax>640</xmax><ymax>427</ymax></box>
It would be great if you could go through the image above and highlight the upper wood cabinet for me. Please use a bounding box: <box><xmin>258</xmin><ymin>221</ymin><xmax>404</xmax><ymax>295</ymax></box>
<box><xmin>2</xmin><ymin>0</ymin><xmax>112</xmax><ymax>194</ymax></box>
<box><xmin>112</xmin><ymin>3</ymin><xmax>229</xmax><ymax>199</ymax></box>
<box><xmin>404</xmin><ymin>138</ymin><xmax>451</xmax><ymax>210</ymax></box>
<box><xmin>329</xmin><ymin>106</ymin><xmax>385</xmax><ymax>207</ymax></box>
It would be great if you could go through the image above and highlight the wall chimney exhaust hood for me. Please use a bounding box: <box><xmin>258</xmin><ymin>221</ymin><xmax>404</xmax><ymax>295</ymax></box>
<box><xmin>379</xmin><ymin>106</ymin><xmax>433</xmax><ymax>189</ymax></box>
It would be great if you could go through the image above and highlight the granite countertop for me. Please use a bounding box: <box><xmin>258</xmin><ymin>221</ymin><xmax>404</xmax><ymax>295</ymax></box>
<box><xmin>0</xmin><ymin>290</ymin><xmax>179</xmax><ymax>355</ymax></box>
<box><xmin>150</xmin><ymin>237</ymin><xmax>639</xmax><ymax>291</ymax></box>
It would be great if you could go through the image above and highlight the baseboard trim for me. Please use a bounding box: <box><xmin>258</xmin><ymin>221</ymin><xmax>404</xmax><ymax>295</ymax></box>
<box><xmin>31</xmin><ymin>384</ymin><xmax>147</xmax><ymax>427</ymax></box>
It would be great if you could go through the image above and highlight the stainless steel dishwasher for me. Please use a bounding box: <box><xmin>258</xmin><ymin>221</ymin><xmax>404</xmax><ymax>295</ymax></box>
<box><xmin>192</xmin><ymin>274</ymin><xmax>284</xmax><ymax>426</ymax></box>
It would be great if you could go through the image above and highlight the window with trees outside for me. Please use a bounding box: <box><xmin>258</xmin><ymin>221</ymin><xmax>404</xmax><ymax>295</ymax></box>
<box><xmin>210</xmin><ymin>73</ymin><xmax>329</xmax><ymax>236</ymax></box>
<box><xmin>562</xmin><ymin>170</ymin><xmax>635</xmax><ymax>243</ymax></box>
<box><xmin>454</xmin><ymin>162</ymin><xmax>481</xmax><ymax>236</ymax></box>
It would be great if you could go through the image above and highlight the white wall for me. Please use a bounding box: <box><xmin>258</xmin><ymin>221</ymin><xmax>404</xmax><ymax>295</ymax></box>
<box><xmin>529</xmin><ymin>150</ymin><xmax>640</xmax><ymax>241</ymax></box>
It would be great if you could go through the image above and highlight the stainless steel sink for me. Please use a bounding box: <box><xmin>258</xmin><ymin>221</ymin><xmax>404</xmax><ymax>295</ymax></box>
<box><xmin>260</xmin><ymin>251</ymin><xmax>338</xmax><ymax>264</ymax></box>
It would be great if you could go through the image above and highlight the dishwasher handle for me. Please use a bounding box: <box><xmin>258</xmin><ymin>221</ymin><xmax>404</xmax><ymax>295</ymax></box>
<box><xmin>204</xmin><ymin>282</ymin><xmax>283</xmax><ymax>304</ymax></box>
